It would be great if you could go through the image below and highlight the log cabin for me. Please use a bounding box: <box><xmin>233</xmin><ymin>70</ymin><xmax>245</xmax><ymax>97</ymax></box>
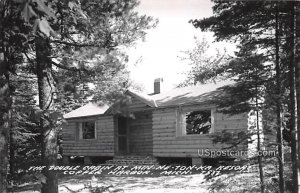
<box><xmin>62</xmin><ymin>79</ymin><xmax>260</xmax><ymax>165</ymax></box>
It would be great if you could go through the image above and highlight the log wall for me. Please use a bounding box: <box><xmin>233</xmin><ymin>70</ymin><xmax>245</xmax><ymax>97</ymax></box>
<box><xmin>62</xmin><ymin>98</ymin><xmax>249</xmax><ymax>158</ymax></box>
<box><xmin>128</xmin><ymin>112</ymin><xmax>153</xmax><ymax>155</ymax></box>
<box><xmin>152</xmin><ymin>105</ymin><xmax>248</xmax><ymax>157</ymax></box>
<box><xmin>62</xmin><ymin>115</ymin><xmax>115</xmax><ymax>156</ymax></box>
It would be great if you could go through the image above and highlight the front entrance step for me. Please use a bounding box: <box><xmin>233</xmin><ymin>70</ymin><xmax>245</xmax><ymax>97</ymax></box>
<box><xmin>106</xmin><ymin>155</ymin><xmax>159</xmax><ymax>165</ymax></box>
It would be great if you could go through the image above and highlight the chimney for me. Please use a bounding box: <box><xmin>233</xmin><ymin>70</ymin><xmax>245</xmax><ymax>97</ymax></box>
<box><xmin>154</xmin><ymin>78</ymin><xmax>163</xmax><ymax>94</ymax></box>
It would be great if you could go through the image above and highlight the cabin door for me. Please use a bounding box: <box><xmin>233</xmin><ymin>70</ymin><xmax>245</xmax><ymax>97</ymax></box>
<box><xmin>117</xmin><ymin>116</ymin><xmax>128</xmax><ymax>154</ymax></box>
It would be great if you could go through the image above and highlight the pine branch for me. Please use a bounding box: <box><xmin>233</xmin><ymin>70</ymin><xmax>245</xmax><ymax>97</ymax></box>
<box><xmin>51</xmin><ymin>61</ymin><xmax>85</xmax><ymax>72</ymax></box>
<box><xmin>51</xmin><ymin>39</ymin><xmax>117</xmax><ymax>49</ymax></box>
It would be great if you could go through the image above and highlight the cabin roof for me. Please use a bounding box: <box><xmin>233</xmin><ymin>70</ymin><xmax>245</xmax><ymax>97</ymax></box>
<box><xmin>63</xmin><ymin>103</ymin><xmax>109</xmax><ymax>119</ymax></box>
<box><xmin>63</xmin><ymin>82</ymin><xmax>232</xmax><ymax>119</ymax></box>
<box><xmin>125</xmin><ymin>90</ymin><xmax>157</xmax><ymax>107</ymax></box>
<box><xmin>151</xmin><ymin>84</ymin><xmax>225</xmax><ymax>107</ymax></box>
<box><xmin>127</xmin><ymin>82</ymin><xmax>232</xmax><ymax>107</ymax></box>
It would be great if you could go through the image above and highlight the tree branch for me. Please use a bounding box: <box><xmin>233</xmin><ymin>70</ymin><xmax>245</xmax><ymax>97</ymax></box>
<box><xmin>51</xmin><ymin>39</ymin><xmax>96</xmax><ymax>47</ymax></box>
<box><xmin>51</xmin><ymin>61</ymin><xmax>81</xmax><ymax>72</ymax></box>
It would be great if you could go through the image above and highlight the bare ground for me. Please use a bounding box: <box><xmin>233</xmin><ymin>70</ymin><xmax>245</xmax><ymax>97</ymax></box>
<box><xmin>10</xmin><ymin>174</ymin><xmax>210</xmax><ymax>193</ymax></box>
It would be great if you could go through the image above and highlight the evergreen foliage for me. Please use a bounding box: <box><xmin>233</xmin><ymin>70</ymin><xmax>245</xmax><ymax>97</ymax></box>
<box><xmin>0</xmin><ymin>0</ymin><xmax>157</xmax><ymax>192</ymax></box>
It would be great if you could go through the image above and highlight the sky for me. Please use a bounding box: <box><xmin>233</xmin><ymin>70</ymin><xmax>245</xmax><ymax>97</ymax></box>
<box><xmin>127</xmin><ymin>0</ymin><xmax>233</xmax><ymax>93</ymax></box>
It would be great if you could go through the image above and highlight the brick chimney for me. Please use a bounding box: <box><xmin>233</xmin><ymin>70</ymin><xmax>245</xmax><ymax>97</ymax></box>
<box><xmin>154</xmin><ymin>78</ymin><xmax>163</xmax><ymax>94</ymax></box>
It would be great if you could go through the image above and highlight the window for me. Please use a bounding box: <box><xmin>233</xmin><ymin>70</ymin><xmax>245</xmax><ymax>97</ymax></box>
<box><xmin>186</xmin><ymin>110</ymin><xmax>212</xmax><ymax>134</ymax></box>
<box><xmin>79</xmin><ymin>121</ymin><xmax>96</xmax><ymax>139</ymax></box>
<box><xmin>178</xmin><ymin>108</ymin><xmax>214</xmax><ymax>136</ymax></box>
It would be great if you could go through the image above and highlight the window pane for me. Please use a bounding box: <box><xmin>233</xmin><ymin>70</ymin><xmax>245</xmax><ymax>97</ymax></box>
<box><xmin>82</xmin><ymin>121</ymin><xmax>95</xmax><ymax>139</ymax></box>
<box><xmin>186</xmin><ymin>110</ymin><xmax>211</xmax><ymax>135</ymax></box>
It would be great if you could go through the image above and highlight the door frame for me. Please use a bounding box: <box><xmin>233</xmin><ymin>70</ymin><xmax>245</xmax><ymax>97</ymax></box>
<box><xmin>115</xmin><ymin>116</ymin><xmax>129</xmax><ymax>155</ymax></box>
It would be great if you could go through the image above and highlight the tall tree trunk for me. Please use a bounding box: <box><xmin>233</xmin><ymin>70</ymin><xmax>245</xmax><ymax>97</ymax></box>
<box><xmin>35</xmin><ymin>36</ymin><xmax>58</xmax><ymax>193</ymax></box>
<box><xmin>256</xmin><ymin>107</ymin><xmax>265</xmax><ymax>193</ymax></box>
<box><xmin>288</xmin><ymin>2</ymin><xmax>298</xmax><ymax>193</ymax></box>
<box><xmin>9</xmin><ymin>117</ymin><xmax>14</xmax><ymax>179</ymax></box>
<box><xmin>0</xmin><ymin>79</ymin><xmax>9</xmax><ymax>193</ymax></box>
<box><xmin>0</xmin><ymin>55</ymin><xmax>10</xmax><ymax>193</ymax></box>
<box><xmin>0</xmin><ymin>1</ymin><xmax>10</xmax><ymax>191</ymax></box>
<box><xmin>275</xmin><ymin>3</ymin><xmax>284</xmax><ymax>193</ymax></box>
<box><xmin>255</xmin><ymin>69</ymin><xmax>265</xmax><ymax>193</ymax></box>
<box><xmin>295</xmin><ymin>2</ymin><xmax>300</xmax><ymax>192</ymax></box>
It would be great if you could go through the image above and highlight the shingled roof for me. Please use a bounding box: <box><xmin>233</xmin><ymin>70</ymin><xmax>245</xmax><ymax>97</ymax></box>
<box><xmin>127</xmin><ymin>81</ymin><xmax>232</xmax><ymax>107</ymax></box>
<box><xmin>154</xmin><ymin>83</ymin><xmax>228</xmax><ymax>107</ymax></box>
<box><xmin>64</xmin><ymin>82</ymin><xmax>232</xmax><ymax>119</ymax></box>
<box><xmin>63</xmin><ymin>103</ymin><xmax>109</xmax><ymax>119</ymax></box>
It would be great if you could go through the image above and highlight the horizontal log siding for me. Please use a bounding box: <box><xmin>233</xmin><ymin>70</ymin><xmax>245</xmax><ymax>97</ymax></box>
<box><xmin>62</xmin><ymin>116</ymin><xmax>115</xmax><ymax>156</ymax></box>
<box><xmin>152</xmin><ymin>107</ymin><xmax>248</xmax><ymax>157</ymax></box>
<box><xmin>62</xmin><ymin>122</ymin><xmax>76</xmax><ymax>141</ymax></box>
<box><xmin>128</xmin><ymin>112</ymin><xmax>153</xmax><ymax>155</ymax></box>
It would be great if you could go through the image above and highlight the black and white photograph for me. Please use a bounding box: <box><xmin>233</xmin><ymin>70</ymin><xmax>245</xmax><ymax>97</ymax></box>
<box><xmin>0</xmin><ymin>0</ymin><xmax>300</xmax><ymax>192</ymax></box>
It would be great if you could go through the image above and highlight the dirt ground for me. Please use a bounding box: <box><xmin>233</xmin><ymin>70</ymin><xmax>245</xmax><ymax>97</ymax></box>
<box><xmin>11</xmin><ymin>174</ymin><xmax>210</xmax><ymax>193</ymax></box>
<box><xmin>60</xmin><ymin>174</ymin><xmax>209</xmax><ymax>193</ymax></box>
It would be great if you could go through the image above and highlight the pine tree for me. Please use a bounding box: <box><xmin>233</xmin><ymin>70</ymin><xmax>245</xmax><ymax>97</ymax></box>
<box><xmin>189</xmin><ymin>1</ymin><xmax>299</xmax><ymax>192</ymax></box>
<box><xmin>0</xmin><ymin>1</ymin><xmax>31</xmax><ymax>192</ymax></box>
<box><xmin>295</xmin><ymin>3</ymin><xmax>300</xmax><ymax>192</ymax></box>
<box><xmin>9</xmin><ymin>73</ymin><xmax>40</xmax><ymax>179</ymax></box>
<box><xmin>17</xmin><ymin>1</ymin><xmax>157</xmax><ymax>192</ymax></box>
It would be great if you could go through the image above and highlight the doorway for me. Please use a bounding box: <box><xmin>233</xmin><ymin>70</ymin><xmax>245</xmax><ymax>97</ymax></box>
<box><xmin>117</xmin><ymin>116</ymin><xmax>128</xmax><ymax>154</ymax></box>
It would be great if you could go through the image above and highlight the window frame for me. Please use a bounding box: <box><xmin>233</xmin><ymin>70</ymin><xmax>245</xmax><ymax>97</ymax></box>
<box><xmin>176</xmin><ymin>106</ymin><xmax>215</xmax><ymax>137</ymax></box>
<box><xmin>78</xmin><ymin>120</ymin><xmax>97</xmax><ymax>140</ymax></box>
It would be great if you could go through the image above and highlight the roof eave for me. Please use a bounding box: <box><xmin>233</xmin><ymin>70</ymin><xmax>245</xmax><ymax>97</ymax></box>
<box><xmin>125</xmin><ymin>90</ymin><xmax>158</xmax><ymax>107</ymax></box>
